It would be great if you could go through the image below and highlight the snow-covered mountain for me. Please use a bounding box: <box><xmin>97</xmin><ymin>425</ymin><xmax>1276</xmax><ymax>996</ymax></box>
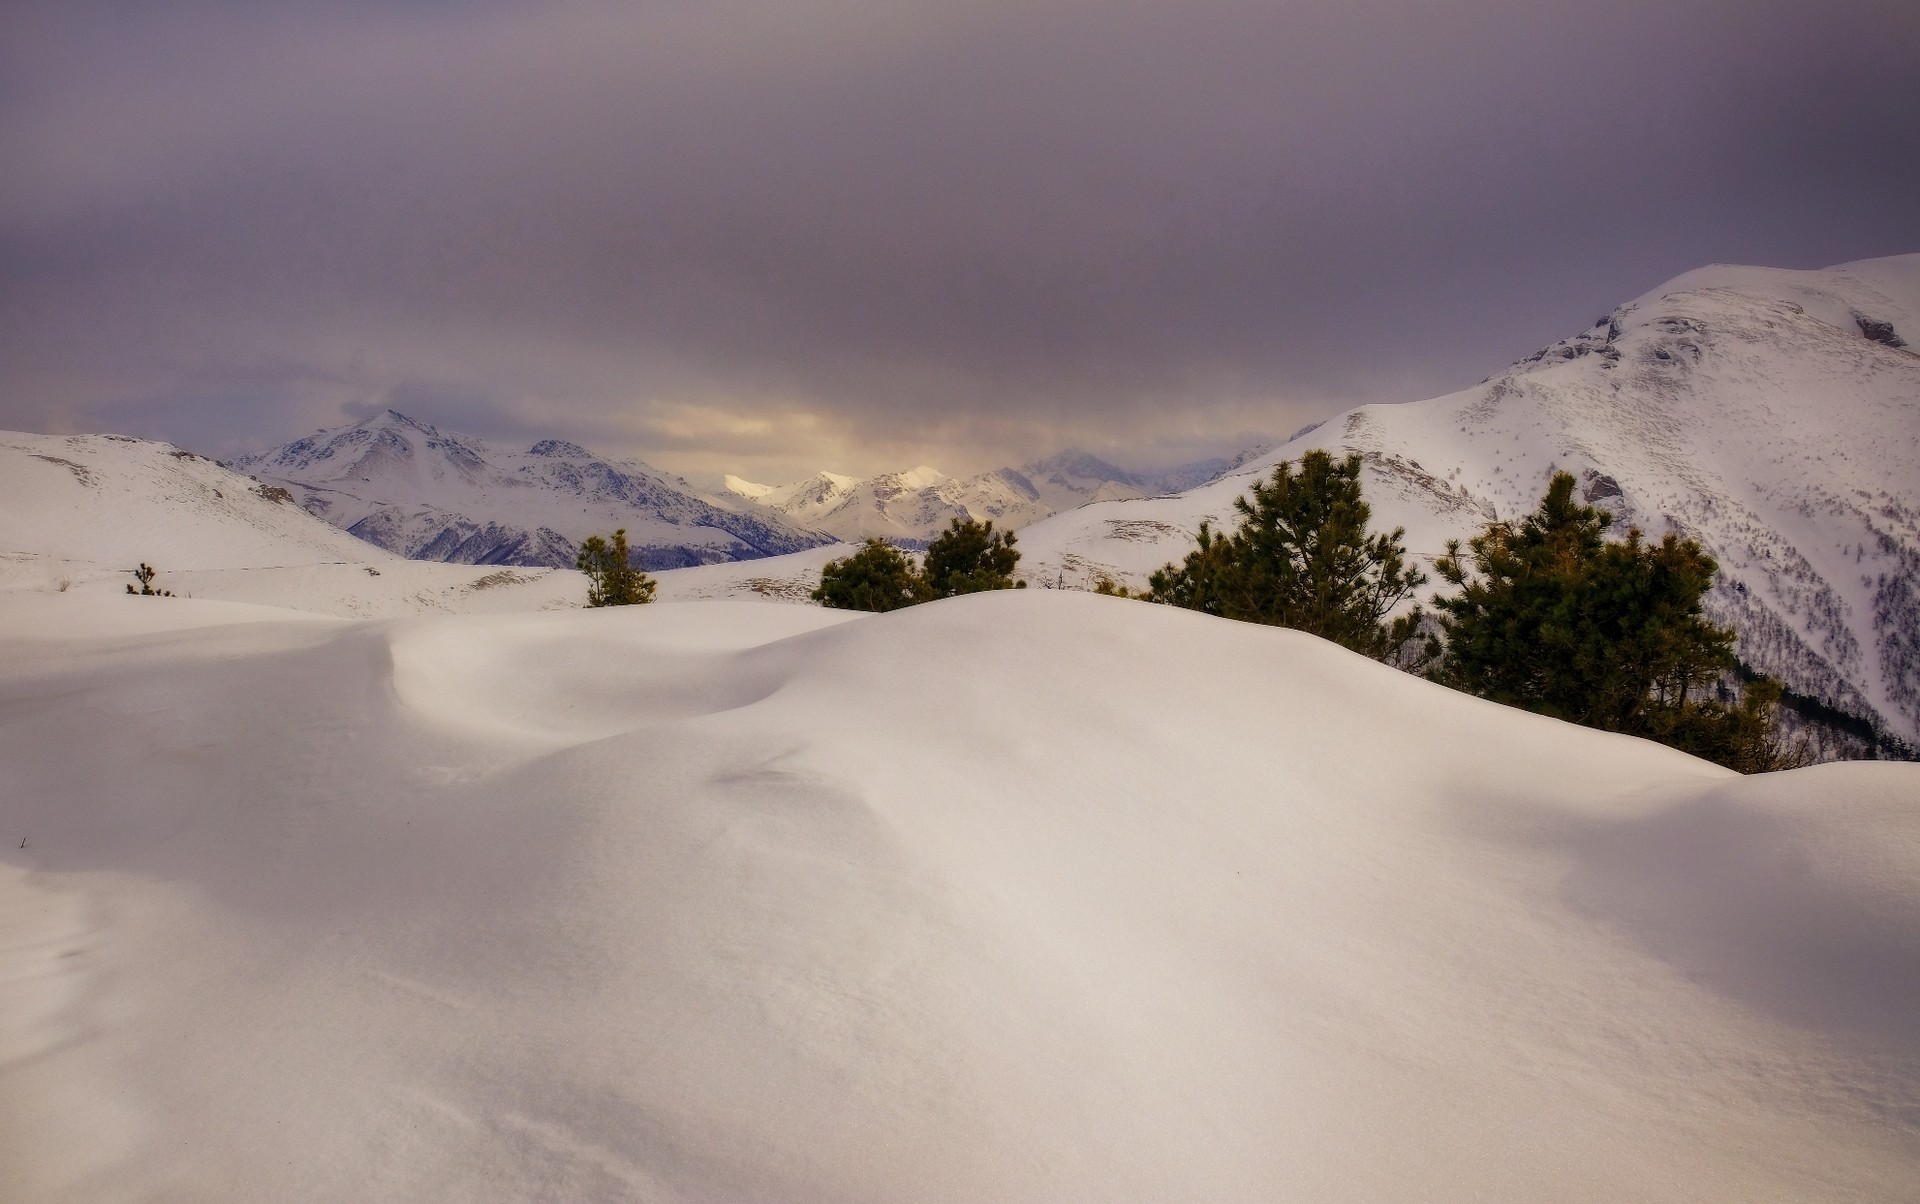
<box><xmin>0</xmin><ymin>429</ymin><xmax>403</xmax><ymax>580</ymax></box>
<box><xmin>724</xmin><ymin>451</ymin><xmax>1247</xmax><ymax>543</ymax></box>
<box><xmin>233</xmin><ymin>411</ymin><xmax>830</xmax><ymax>569</ymax></box>
<box><xmin>721</xmin><ymin>463</ymin><xmax>1042</xmax><ymax>543</ymax></box>
<box><xmin>1017</xmin><ymin>254</ymin><xmax>1920</xmax><ymax>753</ymax></box>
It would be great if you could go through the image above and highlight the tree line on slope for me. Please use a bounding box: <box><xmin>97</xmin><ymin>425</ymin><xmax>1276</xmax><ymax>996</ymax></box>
<box><xmin>1114</xmin><ymin>451</ymin><xmax>1803</xmax><ymax>773</ymax></box>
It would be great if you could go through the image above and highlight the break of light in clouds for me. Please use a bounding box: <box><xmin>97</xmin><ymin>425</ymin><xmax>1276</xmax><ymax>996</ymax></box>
<box><xmin>2</xmin><ymin>0</ymin><xmax>1916</xmax><ymax>482</ymax></box>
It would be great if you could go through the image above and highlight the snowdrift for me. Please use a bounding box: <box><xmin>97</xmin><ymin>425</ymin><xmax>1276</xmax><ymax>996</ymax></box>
<box><xmin>2</xmin><ymin>588</ymin><xmax>1915</xmax><ymax>1202</ymax></box>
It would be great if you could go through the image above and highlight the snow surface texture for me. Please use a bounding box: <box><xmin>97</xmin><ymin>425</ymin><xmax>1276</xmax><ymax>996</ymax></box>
<box><xmin>722</xmin><ymin>451</ymin><xmax>1246</xmax><ymax>544</ymax></box>
<box><xmin>233</xmin><ymin>411</ymin><xmax>829</xmax><ymax>570</ymax></box>
<box><xmin>1018</xmin><ymin>254</ymin><xmax>1920</xmax><ymax>748</ymax></box>
<box><xmin>1</xmin><ymin>589</ymin><xmax>1916</xmax><ymax>1202</ymax></box>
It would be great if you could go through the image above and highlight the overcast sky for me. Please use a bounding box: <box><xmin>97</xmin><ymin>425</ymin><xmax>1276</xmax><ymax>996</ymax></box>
<box><xmin>3</xmin><ymin>0</ymin><xmax>1916</xmax><ymax>482</ymax></box>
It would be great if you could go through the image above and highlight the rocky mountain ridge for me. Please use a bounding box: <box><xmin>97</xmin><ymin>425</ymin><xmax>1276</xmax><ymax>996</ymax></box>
<box><xmin>231</xmin><ymin>411</ymin><xmax>830</xmax><ymax>569</ymax></box>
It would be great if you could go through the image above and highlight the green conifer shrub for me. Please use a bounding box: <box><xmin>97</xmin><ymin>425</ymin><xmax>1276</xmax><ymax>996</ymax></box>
<box><xmin>921</xmin><ymin>517</ymin><xmax>1025</xmax><ymax>598</ymax></box>
<box><xmin>576</xmin><ymin>529</ymin><xmax>658</xmax><ymax>607</ymax></box>
<box><xmin>1427</xmin><ymin>472</ymin><xmax>1805</xmax><ymax>772</ymax></box>
<box><xmin>812</xmin><ymin>539</ymin><xmax>930</xmax><ymax>611</ymax></box>
<box><xmin>126</xmin><ymin>563</ymin><xmax>173</xmax><ymax>597</ymax></box>
<box><xmin>1146</xmin><ymin>450</ymin><xmax>1424</xmax><ymax>659</ymax></box>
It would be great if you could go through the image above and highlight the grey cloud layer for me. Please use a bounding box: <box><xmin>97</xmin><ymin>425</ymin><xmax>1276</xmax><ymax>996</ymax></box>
<box><xmin>3</xmin><ymin>0</ymin><xmax>1917</xmax><ymax>476</ymax></box>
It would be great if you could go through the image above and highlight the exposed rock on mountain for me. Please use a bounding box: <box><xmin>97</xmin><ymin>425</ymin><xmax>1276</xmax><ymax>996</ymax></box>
<box><xmin>1016</xmin><ymin>254</ymin><xmax>1920</xmax><ymax>754</ymax></box>
<box><xmin>232</xmin><ymin>411</ymin><xmax>829</xmax><ymax>569</ymax></box>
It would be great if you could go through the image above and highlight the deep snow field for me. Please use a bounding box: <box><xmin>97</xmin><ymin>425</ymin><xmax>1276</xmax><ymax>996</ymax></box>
<box><xmin>2</xmin><ymin>585</ymin><xmax>1918</xmax><ymax>1202</ymax></box>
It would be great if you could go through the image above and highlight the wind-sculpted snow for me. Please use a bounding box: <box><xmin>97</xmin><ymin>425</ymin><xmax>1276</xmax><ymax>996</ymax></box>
<box><xmin>2</xmin><ymin>589</ymin><xmax>1916</xmax><ymax>1201</ymax></box>
<box><xmin>1017</xmin><ymin>254</ymin><xmax>1920</xmax><ymax>750</ymax></box>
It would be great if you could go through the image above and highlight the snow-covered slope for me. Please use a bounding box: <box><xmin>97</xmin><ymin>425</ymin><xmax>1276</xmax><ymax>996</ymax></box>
<box><xmin>2</xmin><ymin>589</ymin><xmax>1916</xmax><ymax>1201</ymax></box>
<box><xmin>24</xmin><ymin>546</ymin><xmax>848</xmax><ymax>620</ymax></box>
<box><xmin>235</xmin><ymin>411</ymin><xmax>830</xmax><ymax>569</ymax></box>
<box><xmin>0</xmin><ymin>428</ymin><xmax>851</xmax><ymax>617</ymax></box>
<box><xmin>725</xmin><ymin>451</ymin><xmax>1245</xmax><ymax>543</ymax></box>
<box><xmin>0</xmin><ymin>430</ymin><xmax>403</xmax><ymax>580</ymax></box>
<box><xmin>1018</xmin><ymin>254</ymin><xmax>1920</xmax><ymax>748</ymax></box>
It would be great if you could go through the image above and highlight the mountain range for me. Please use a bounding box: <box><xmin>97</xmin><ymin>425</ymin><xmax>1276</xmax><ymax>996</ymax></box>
<box><xmin>721</xmin><ymin>450</ymin><xmax>1255</xmax><ymax>544</ymax></box>
<box><xmin>229</xmin><ymin>410</ymin><xmax>1255</xmax><ymax>561</ymax></box>
<box><xmin>230</xmin><ymin>411</ymin><xmax>829</xmax><ymax>569</ymax></box>
<box><xmin>1016</xmin><ymin>253</ymin><xmax>1920</xmax><ymax>756</ymax></box>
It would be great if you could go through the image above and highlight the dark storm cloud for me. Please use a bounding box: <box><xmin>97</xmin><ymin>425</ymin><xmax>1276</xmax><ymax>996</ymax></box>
<box><xmin>3</xmin><ymin>0</ymin><xmax>1917</xmax><ymax>478</ymax></box>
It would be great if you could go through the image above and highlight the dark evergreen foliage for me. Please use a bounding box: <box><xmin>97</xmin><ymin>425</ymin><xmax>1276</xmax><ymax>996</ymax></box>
<box><xmin>1427</xmin><ymin>472</ymin><xmax>1805</xmax><ymax>773</ymax></box>
<box><xmin>813</xmin><ymin>519</ymin><xmax>1025</xmax><ymax>611</ymax></box>
<box><xmin>576</xmin><ymin>528</ymin><xmax>658</xmax><ymax>607</ymax></box>
<box><xmin>126</xmin><ymin>562</ymin><xmax>173</xmax><ymax>597</ymax></box>
<box><xmin>812</xmin><ymin>539</ymin><xmax>930</xmax><ymax>612</ymax></box>
<box><xmin>921</xmin><ymin>518</ymin><xmax>1025</xmax><ymax>598</ymax></box>
<box><xmin>1145</xmin><ymin>450</ymin><xmax>1424</xmax><ymax>659</ymax></box>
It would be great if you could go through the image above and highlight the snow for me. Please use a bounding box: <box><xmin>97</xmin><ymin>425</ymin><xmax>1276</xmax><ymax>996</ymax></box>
<box><xmin>894</xmin><ymin>464</ymin><xmax>947</xmax><ymax>489</ymax></box>
<box><xmin>238</xmin><ymin>410</ymin><xmax>825</xmax><ymax>568</ymax></box>
<box><xmin>1017</xmin><ymin>253</ymin><xmax>1920</xmax><ymax>745</ymax></box>
<box><xmin>4</xmin><ymin>254</ymin><xmax>1918</xmax><ymax>1198</ymax></box>
<box><xmin>0</xmin><ymin>431</ymin><xmax>400</xmax><ymax>574</ymax></box>
<box><xmin>4</xmin><ymin>416</ymin><xmax>1919</xmax><ymax>1198</ymax></box>
<box><xmin>723</xmin><ymin>454</ymin><xmax>1243</xmax><ymax>544</ymax></box>
<box><xmin>1</xmin><ymin>587</ymin><xmax>1915</xmax><ymax>1201</ymax></box>
<box><xmin>720</xmin><ymin>473</ymin><xmax>777</xmax><ymax>500</ymax></box>
<box><xmin>0</xmin><ymin>427</ymin><xmax>857</xmax><ymax>618</ymax></box>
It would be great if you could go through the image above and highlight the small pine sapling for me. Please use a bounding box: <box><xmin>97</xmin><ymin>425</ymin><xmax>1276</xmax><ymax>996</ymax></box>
<box><xmin>127</xmin><ymin>563</ymin><xmax>173</xmax><ymax>596</ymax></box>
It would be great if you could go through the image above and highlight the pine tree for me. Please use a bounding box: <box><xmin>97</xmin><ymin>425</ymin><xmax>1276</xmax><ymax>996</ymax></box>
<box><xmin>813</xmin><ymin>539</ymin><xmax>929</xmax><ymax>611</ymax></box>
<box><xmin>921</xmin><ymin>517</ymin><xmax>1025</xmax><ymax>598</ymax></box>
<box><xmin>1146</xmin><ymin>450</ymin><xmax>1424</xmax><ymax>659</ymax></box>
<box><xmin>1428</xmin><ymin>472</ymin><xmax>1804</xmax><ymax>772</ymax></box>
<box><xmin>126</xmin><ymin>563</ymin><xmax>173</xmax><ymax>597</ymax></box>
<box><xmin>576</xmin><ymin>529</ymin><xmax>657</xmax><ymax>607</ymax></box>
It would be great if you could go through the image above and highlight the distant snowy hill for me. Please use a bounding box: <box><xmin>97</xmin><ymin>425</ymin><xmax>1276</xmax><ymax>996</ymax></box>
<box><xmin>233</xmin><ymin>411</ymin><xmax>830</xmax><ymax>569</ymax></box>
<box><xmin>0</xmin><ymin>430</ymin><xmax>400</xmax><ymax>578</ymax></box>
<box><xmin>1017</xmin><ymin>254</ymin><xmax>1920</xmax><ymax>751</ymax></box>
<box><xmin>724</xmin><ymin>450</ymin><xmax>1246</xmax><ymax>543</ymax></box>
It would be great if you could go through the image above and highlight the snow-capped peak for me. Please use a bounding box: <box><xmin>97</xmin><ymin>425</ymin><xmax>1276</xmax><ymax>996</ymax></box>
<box><xmin>894</xmin><ymin>466</ymin><xmax>946</xmax><ymax>489</ymax></box>
<box><xmin>722</xmin><ymin>474</ymin><xmax>775</xmax><ymax>500</ymax></box>
<box><xmin>233</xmin><ymin>413</ymin><xmax>831</xmax><ymax>570</ymax></box>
